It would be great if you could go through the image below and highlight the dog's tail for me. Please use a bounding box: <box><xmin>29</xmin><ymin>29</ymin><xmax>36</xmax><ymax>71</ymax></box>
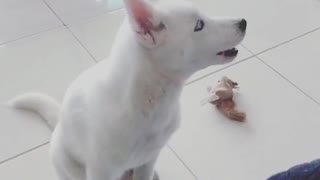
<box><xmin>7</xmin><ymin>93</ymin><xmax>60</xmax><ymax>130</ymax></box>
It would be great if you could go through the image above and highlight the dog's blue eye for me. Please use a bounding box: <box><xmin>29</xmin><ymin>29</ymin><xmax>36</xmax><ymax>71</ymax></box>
<box><xmin>194</xmin><ymin>19</ymin><xmax>205</xmax><ymax>32</ymax></box>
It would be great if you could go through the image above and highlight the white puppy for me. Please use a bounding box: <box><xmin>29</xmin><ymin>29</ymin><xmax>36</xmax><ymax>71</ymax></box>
<box><xmin>9</xmin><ymin>0</ymin><xmax>246</xmax><ymax>179</ymax></box>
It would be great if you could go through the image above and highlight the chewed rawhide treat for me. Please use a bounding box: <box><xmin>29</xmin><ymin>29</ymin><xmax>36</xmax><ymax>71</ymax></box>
<box><xmin>207</xmin><ymin>76</ymin><xmax>246</xmax><ymax>122</ymax></box>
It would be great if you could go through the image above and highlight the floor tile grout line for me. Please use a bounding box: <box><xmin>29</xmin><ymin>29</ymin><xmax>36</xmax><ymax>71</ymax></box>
<box><xmin>0</xmin><ymin>142</ymin><xmax>49</xmax><ymax>166</ymax></box>
<box><xmin>65</xmin><ymin>8</ymin><xmax>125</xmax><ymax>27</ymax></box>
<box><xmin>0</xmin><ymin>0</ymin><xmax>73</xmax><ymax>46</ymax></box>
<box><xmin>1</xmin><ymin>141</ymin><xmax>197</xmax><ymax>180</ymax></box>
<box><xmin>241</xmin><ymin>41</ymin><xmax>320</xmax><ymax>106</ymax></box>
<box><xmin>167</xmin><ymin>145</ymin><xmax>200</xmax><ymax>180</ymax></box>
<box><xmin>65</xmin><ymin>26</ymin><xmax>99</xmax><ymax>63</ymax></box>
<box><xmin>257</xmin><ymin>57</ymin><xmax>320</xmax><ymax>106</ymax></box>
<box><xmin>0</xmin><ymin>25</ymin><xmax>63</xmax><ymax>46</ymax></box>
<box><xmin>0</xmin><ymin>4</ymin><xmax>124</xmax><ymax>46</ymax></box>
<box><xmin>247</xmin><ymin>27</ymin><xmax>320</xmax><ymax>56</ymax></box>
<box><xmin>41</xmin><ymin>0</ymin><xmax>98</xmax><ymax>63</ymax></box>
<box><xmin>242</xmin><ymin>41</ymin><xmax>320</xmax><ymax>106</ymax></box>
<box><xmin>0</xmin><ymin>5</ymin><xmax>317</xmax><ymax>58</ymax></box>
<box><xmin>42</xmin><ymin>0</ymin><xmax>66</xmax><ymax>26</ymax></box>
<box><xmin>55</xmin><ymin>5</ymin><xmax>120</xmax><ymax>64</ymax></box>
<box><xmin>241</xmin><ymin>44</ymin><xmax>255</xmax><ymax>55</ymax></box>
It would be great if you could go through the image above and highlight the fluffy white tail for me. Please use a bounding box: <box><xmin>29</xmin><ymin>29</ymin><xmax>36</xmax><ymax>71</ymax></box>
<box><xmin>8</xmin><ymin>93</ymin><xmax>60</xmax><ymax>130</ymax></box>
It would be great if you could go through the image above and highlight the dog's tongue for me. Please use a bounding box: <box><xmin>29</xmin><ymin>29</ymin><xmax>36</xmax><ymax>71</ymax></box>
<box><xmin>217</xmin><ymin>48</ymin><xmax>238</xmax><ymax>57</ymax></box>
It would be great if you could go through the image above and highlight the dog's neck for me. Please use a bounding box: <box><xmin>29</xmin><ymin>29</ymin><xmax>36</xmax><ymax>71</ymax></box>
<box><xmin>128</xmin><ymin>57</ymin><xmax>184</xmax><ymax>116</ymax></box>
<box><xmin>131</xmin><ymin>47</ymin><xmax>185</xmax><ymax>100</ymax></box>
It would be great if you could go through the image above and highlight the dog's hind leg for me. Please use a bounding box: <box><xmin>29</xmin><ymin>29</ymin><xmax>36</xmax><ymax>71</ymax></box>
<box><xmin>52</xmin><ymin>154</ymin><xmax>86</xmax><ymax>180</ymax></box>
<box><xmin>51</xmin><ymin>143</ymin><xmax>86</xmax><ymax>180</ymax></box>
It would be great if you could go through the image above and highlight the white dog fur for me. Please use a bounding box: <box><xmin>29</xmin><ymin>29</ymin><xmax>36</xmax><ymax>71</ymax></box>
<box><xmin>8</xmin><ymin>0</ymin><xmax>246</xmax><ymax>179</ymax></box>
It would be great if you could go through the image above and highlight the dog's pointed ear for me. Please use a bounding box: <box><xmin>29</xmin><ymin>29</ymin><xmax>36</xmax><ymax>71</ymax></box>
<box><xmin>124</xmin><ymin>0</ymin><xmax>166</xmax><ymax>46</ymax></box>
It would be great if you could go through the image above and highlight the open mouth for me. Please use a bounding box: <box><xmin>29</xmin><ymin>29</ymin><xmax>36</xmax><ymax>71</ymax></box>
<box><xmin>217</xmin><ymin>48</ymin><xmax>238</xmax><ymax>57</ymax></box>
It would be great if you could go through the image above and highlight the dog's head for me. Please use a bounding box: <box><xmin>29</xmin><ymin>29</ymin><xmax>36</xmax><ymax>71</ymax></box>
<box><xmin>124</xmin><ymin>0</ymin><xmax>247</xmax><ymax>78</ymax></box>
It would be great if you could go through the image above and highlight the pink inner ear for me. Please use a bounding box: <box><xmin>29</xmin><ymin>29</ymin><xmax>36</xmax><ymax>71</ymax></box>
<box><xmin>127</xmin><ymin>0</ymin><xmax>152</xmax><ymax>25</ymax></box>
<box><xmin>126</xmin><ymin>0</ymin><xmax>164</xmax><ymax>44</ymax></box>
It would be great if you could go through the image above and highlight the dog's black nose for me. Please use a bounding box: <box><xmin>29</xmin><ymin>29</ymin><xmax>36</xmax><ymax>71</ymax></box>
<box><xmin>238</xmin><ymin>19</ymin><xmax>247</xmax><ymax>32</ymax></box>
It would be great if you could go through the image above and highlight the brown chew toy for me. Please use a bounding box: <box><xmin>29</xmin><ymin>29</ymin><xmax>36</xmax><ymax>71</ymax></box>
<box><xmin>207</xmin><ymin>76</ymin><xmax>246</xmax><ymax>122</ymax></box>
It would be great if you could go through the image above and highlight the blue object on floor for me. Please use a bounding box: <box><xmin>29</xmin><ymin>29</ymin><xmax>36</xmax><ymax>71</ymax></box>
<box><xmin>267</xmin><ymin>159</ymin><xmax>320</xmax><ymax>180</ymax></box>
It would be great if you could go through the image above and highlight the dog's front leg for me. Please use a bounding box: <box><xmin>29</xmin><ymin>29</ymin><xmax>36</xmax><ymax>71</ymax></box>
<box><xmin>133</xmin><ymin>156</ymin><xmax>159</xmax><ymax>180</ymax></box>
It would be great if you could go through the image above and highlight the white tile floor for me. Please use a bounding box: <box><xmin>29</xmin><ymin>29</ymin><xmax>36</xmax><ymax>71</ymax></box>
<box><xmin>0</xmin><ymin>0</ymin><xmax>320</xmax><ymax>179</ymax></box>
